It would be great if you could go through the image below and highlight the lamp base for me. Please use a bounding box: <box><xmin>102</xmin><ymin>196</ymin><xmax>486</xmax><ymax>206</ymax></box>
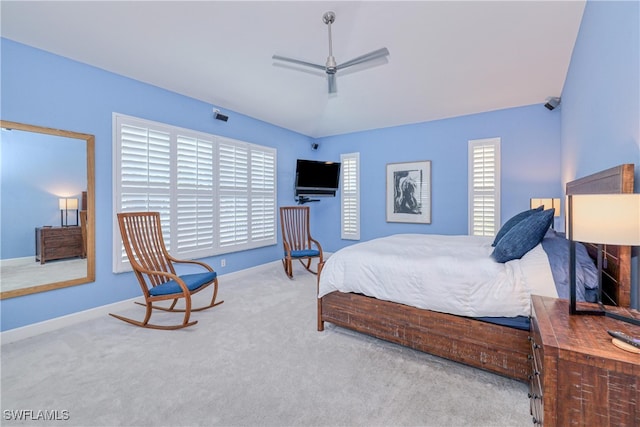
<box><xmin>570</xmin><ymin>302</ymin><xmax>640</xmax><ymax>326</ymax></box>
<box><xmin>570</xmin><ymin>307</ymin><xmax>605</xmax><ymax>316</ymax></box>
<box><xmin>605</xmin><ymin>310</ymin><xmax>640</xmax><ymax>327</ymax></box>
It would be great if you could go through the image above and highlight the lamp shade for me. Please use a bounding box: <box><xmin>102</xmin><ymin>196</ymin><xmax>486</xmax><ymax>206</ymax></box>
<box><xmin>571</xmin><ymin>194</ymin><xmax>640</xmax><ymax>245</ymax></box>
<box><xmin>530</xmin><ymin>198</ymin><xmax>561</xmax><ymax>217</ymax></box>
<box><xmin>58</xmin><ymin>198</ymin><xmax>79</xmax><ymax>210</ymax></box>
<box><xmin>66</xmin><ymin>198</ymin><xmax>79</xmax><ymax>210</ymax></box>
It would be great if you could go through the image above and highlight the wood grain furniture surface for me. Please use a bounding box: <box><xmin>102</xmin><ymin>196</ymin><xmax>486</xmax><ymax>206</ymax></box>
<box><xmin>529</xmin><ymin>295</ymin><xmax>640</xmax><ymax>426</ymax></box>
<box><xmin>35</xmin><ymin>226</ymin><xmax>83</xmax><ymax>264</ymax></box>
<box><xmin>317</xmin><ymin>164</ymin><xmax>634</xmax><ymax>382</ymax></box>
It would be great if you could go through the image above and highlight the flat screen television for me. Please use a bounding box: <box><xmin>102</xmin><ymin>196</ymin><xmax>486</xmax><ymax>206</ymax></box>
<box><xmin>295</xmin><ymin>159</ymin><xmax>341</xmax><ymax>198</ymax></box>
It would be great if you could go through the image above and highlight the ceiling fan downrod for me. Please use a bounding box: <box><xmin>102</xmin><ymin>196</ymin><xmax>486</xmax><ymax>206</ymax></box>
<box><xmin>323</xmin><ymin>11</ymin><xmax>337</xmax><ymax>72</ymax></box>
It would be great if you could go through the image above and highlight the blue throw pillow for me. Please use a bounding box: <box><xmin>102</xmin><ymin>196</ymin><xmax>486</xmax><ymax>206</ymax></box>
<box><xmin>492</xmin><ymin>209</ymin><xmax>554</xmax><ymax>263</ymax></box>
<box><xmin>492</xmin><ymin>206</ymin><xmax>544</xmax><ymax>247</ymax></box>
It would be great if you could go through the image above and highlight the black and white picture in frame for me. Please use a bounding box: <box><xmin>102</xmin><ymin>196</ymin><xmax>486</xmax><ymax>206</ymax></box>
<box><xmin>386</xmin><ymin>161</ymin><xmax>431</xmax><ymax>223</ymax></box>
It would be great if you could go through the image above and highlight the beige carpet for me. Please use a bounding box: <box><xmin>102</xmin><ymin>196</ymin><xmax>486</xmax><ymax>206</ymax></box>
<box><xmin>0</xmin><ymin>257</ymin><xmax>87</xmax><ymax>292</ymax></box>
<box><xmin>1</xmin><ymin>262</ymin><xmax>531</xmax><ymax>426</ymax></box>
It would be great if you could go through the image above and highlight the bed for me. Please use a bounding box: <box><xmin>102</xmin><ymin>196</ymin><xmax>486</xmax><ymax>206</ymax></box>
<box><xmin>316</xmin><ymin>164</ymin><xmax>634</xmax><ymax>381</ymax></box>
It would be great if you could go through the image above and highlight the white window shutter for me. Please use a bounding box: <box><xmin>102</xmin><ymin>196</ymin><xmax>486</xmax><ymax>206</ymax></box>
<box><xmin>250</xmin><ymin>148</ymin><xmax>276</xmax><ymax>242</ymax></box>
<box><xmin>175</xmin><ymin>135</ymin><xmax>215</xmax><ymax>257</ymax></box>
<box><xmin>114</xmin><ymin>120</ymin><xmax>172</xmax><ymax>271</ymax></box>
<box><xmin>341</xmin><ymin>152</ymin><xmax>360</xmax><ymax>240</ymax></box>
<box><xmin>113</xmin><ymin>114</ymin><xmax>277</xmax><ymax>273</ymax></box>
<box><xmin>468</xmin><ymin>138</ymin><xmax>501</xmax><ymax>236</ymax></box>
<box><xmin>218</xmin><ymin>140</ymin><xmax>249</xmax><ymax>247</ymax></box>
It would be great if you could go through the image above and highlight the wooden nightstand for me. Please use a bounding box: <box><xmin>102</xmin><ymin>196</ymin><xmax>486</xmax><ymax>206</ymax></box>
<box><xmin>529</xmin><ymin>295</ymin><xmax>640</xmax><ymax>426</ymax></box>
<box><xmin>35</xmin><ymin>226</ymin><xmax>84</xmax><ymax>264</ymax></box>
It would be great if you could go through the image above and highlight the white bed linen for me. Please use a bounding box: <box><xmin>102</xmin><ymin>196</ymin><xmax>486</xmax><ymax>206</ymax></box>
<box><xmin>318</xmin><ymin>234</ymin><xmax>557</xmax><ymax>318</ymax></box>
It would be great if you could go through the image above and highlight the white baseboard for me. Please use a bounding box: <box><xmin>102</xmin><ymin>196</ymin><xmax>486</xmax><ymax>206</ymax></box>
<box><xmin>1</xmin><ymin>261</ymin><xmax>281</xmax><ymax>345</ymax></box>
<box><xmin>0</xmin><ymin>298</ymin><xmax>137</xmax><ymax>345</ymax></box>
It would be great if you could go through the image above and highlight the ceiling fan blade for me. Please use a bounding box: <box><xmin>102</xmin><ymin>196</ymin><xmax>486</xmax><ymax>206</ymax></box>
<box><xmin>328</xmin><ymin>74</ymin><xmax>337</xmax><ymax>94</ymax></box>
<box><xmin>272</xmin><ymin>55</ymin><xmax>326</xmax><ymax>71</ymax></box>
<box><xmin>337</xmin><ymin>47</ymin><xmax>389</xmax><ymax>70</ymax></box>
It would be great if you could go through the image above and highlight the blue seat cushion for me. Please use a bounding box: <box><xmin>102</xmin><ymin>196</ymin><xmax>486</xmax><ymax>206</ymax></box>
<box><xmin>148</xmin><ymin>271</ymin><xmax>217</xmax><ymax>296</ymax></box>
<box><xmin>287</xmin><ymin>249</ymin><xmax>320</xmax><ymax>258</ymax></box>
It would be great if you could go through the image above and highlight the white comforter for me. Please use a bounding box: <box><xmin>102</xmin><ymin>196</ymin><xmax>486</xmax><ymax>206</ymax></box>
<box><xmin>318</xmin><ymin>234</ymin><xmax>557</xmax><ymax>318</ymax></box>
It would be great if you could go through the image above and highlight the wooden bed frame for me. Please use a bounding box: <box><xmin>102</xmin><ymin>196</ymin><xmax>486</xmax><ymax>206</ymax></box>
<box><xmin>317</xmin><ymin>164</ymin><xmax>635</xmax><ymax>382</ymax></box>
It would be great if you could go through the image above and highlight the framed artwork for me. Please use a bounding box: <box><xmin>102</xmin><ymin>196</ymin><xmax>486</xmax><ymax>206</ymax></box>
<box><xmin>386</xmin><ymin>161</ymin><xmax>431</xmax><ymax>223</ymax></box>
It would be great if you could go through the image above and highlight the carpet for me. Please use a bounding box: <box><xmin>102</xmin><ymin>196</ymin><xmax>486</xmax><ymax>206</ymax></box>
<box><xmin>1</xmin><ymin>257</ymin><xmax>87</xmax><ymax>293</ymax></box>
<box><xmin>0</xmin><ymin>261</ymin><xmax>531</xmax><ymax>426</ymax></box>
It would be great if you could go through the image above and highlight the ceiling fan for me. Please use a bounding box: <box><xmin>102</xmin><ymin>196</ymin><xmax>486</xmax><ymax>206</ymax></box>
<box><xmin>273</xmin><ymin>11</ymin><xmax>389</xmax><ymax>94</ymax></box>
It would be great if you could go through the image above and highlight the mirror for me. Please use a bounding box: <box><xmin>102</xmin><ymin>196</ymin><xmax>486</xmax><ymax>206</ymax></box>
<box><xmin>0</xmin><ymin>120</ymin><xmax>95</xmax><ymax>299</ymax></box>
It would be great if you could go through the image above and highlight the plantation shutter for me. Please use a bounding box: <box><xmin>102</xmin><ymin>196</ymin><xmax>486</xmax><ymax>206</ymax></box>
<box><xmin>175</xmin><ymin>134</ymin><xmax>215</xmax><ymax>257</ymax></box>
<box><xmin>113</xmin><ymin>113</ymin><xmax>277</xmax><ymax>273</ymax></box>
<box><xmin>114</xmin><ymin>119</ymin><xmax>172</xmax><ymax>269</ymax></box>
<box><xmin>218</xmin><ymin>139</ymin><xmax>249</xmax><ymax>248</ymax></box>
<box><xmin>341</xmin><ymin>152</ymin><xmax>360</xmax><ymax>240</ymax></box>
<box><xmin>250</xmin><ymin>147</ymin><xmax>277</xmax><ymax>242</ymax></box>
<box><xmin>468</xmin><ymin>138</ymin><xmax>501</xmax><ymax>236</ymax></box>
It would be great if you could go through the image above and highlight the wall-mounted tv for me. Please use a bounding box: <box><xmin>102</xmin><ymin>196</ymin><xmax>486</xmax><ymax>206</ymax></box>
<box><xmin>295</xmin><ymin>159</ymin><xmax>341</xmax><ymax>198</ymax></box>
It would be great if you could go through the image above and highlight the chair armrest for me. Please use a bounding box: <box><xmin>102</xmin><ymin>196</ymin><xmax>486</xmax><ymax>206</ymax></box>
<box><xmin>310</xmin><ymin>237</ymin><xmax>323</xmax><ymax>255</ymax></box>
<box><xmin>166</xmin><ymin>256</ymin><xmax>214</xmax><ymax>272</ymax></box>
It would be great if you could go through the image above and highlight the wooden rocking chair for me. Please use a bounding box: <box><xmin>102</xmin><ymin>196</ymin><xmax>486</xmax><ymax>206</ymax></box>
<box><xmin>110</xmin><ymin>212</ymin><xmax>224</xmax><ymax>330</ymax></box>
<box><xmin>280</xmin><ymin>206</ymin><xmax>323</xmax><ymax>279</ymax></box>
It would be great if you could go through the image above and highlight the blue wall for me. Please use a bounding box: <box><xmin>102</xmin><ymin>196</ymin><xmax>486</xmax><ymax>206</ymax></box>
<box><xmin>313</xmin><ymin>105</ymin><xmax>561</xmax><ymax>251</ymax></box>
<box><xmin>560</xmin><ymin>0</ymin><xmax>639</xmax><ymax>187</ymax></box>
<box><xmin>1</xmin><ymin>131</ymin><xmax>86</xmax><ymax>258</ymax></box>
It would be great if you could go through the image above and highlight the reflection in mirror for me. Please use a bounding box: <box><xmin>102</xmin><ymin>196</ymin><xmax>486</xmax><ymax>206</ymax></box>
<box><xmin>0</xmin><ymin>120</ymin><xmax>95</xmax><ymax>299</ymax></box>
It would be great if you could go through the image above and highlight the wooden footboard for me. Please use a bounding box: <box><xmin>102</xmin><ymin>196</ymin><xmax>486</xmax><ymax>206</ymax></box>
<box><xmin>318</xmin><ymin>289</ymin><xmax>530</xmax><ymax>381</ymax></box>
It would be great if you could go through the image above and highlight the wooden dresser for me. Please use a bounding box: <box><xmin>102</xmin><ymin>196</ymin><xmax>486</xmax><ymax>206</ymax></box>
<box><xmin>529</xmin><ymin>295</ymin><xmax>640</xmax><ymax>426</ymax></box>
<box><xmin>35</xmin><ymin>226</ymin><xmax>84</xmax><ymax>264</ymax></box>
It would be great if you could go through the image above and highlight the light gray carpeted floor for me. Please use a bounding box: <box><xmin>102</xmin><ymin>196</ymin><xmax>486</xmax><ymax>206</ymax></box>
<box><xmin>1</xmin><ymin>262</ymin><xmax>531</xmax><ymax>426</ymax></box>
<box><xmin>1</xmin><ymin>257</ymin><xmax>87</xmax><ymax>293</ymax></box>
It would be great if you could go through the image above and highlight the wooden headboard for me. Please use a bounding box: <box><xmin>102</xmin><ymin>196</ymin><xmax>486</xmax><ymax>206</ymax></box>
<box><xmin>565</xmin><ymin>164</ymin><xmax>634</xmax><ymax>307</ymax></box>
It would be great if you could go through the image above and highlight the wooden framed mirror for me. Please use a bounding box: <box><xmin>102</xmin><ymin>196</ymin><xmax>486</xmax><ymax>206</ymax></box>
<box><xmin>0</xmin><ymin>120</ymin><xmax>95</xmax><ymax>299</ymax></box>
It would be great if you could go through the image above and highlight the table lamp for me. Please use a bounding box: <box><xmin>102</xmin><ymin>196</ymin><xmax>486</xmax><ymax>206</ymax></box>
<box><xmin>59</xmin><ymin>198</ymin><xmax>79</xmax><ymax>227</ymax></box>
<box><xmin>568</xmin><ymin>193</ymin><xmax>640</xmax><ymax>326</ymax></box>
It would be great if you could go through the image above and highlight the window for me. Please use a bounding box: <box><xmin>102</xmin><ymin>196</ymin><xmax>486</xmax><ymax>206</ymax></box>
<box><xmin>341</xmin><ymin>152</ymin><xmax>360</xmax><ymax>240</ymax></box>
<box><xmin>113</xmin><ymin>114</ymin><xmax>276</xmax><ymax>272</ymax></box>
<box><xmin>468</xmin><ymin>138</ymin><xmax>500</xmax><ymax>236</ymax></box>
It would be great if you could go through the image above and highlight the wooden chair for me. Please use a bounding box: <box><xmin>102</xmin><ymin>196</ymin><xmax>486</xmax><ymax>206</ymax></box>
<box><xmin>110</xmin><ymin>212</ymin><xmax>223</xmax><ymax>330</ymax></box>
<box><xmin>280</xmin><ymin>206</ymin><xmax>323</xmax><ymax>279</ymax></box>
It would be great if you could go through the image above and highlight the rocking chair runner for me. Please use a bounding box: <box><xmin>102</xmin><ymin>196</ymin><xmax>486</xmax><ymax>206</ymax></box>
<box><xmin>110</xmin><ymin>212</ymin><xmax>223</xmax><ymax>330</ymax></box>
<box><xmin>280</xmin><ymin>206</ymin><xmax>323</xmax><ymax>278</ymax></box>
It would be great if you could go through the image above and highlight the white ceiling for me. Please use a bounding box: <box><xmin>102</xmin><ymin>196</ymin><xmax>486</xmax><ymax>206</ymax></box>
<box><xmin>1</xmin><ymin>1</ymin><xmax>585</xmax><ymax>138</ymax></box>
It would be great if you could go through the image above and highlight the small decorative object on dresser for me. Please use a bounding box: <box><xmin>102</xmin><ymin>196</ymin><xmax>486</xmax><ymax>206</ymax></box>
<box><xmin>35</xmin><ymin>226</ymin><xmax>84</xmax><ymax>264</ymax></box>
<box><xmin>529</xmin><ymin>295</ymin><xmax>640</xmax><ymax>426</ymax></box>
